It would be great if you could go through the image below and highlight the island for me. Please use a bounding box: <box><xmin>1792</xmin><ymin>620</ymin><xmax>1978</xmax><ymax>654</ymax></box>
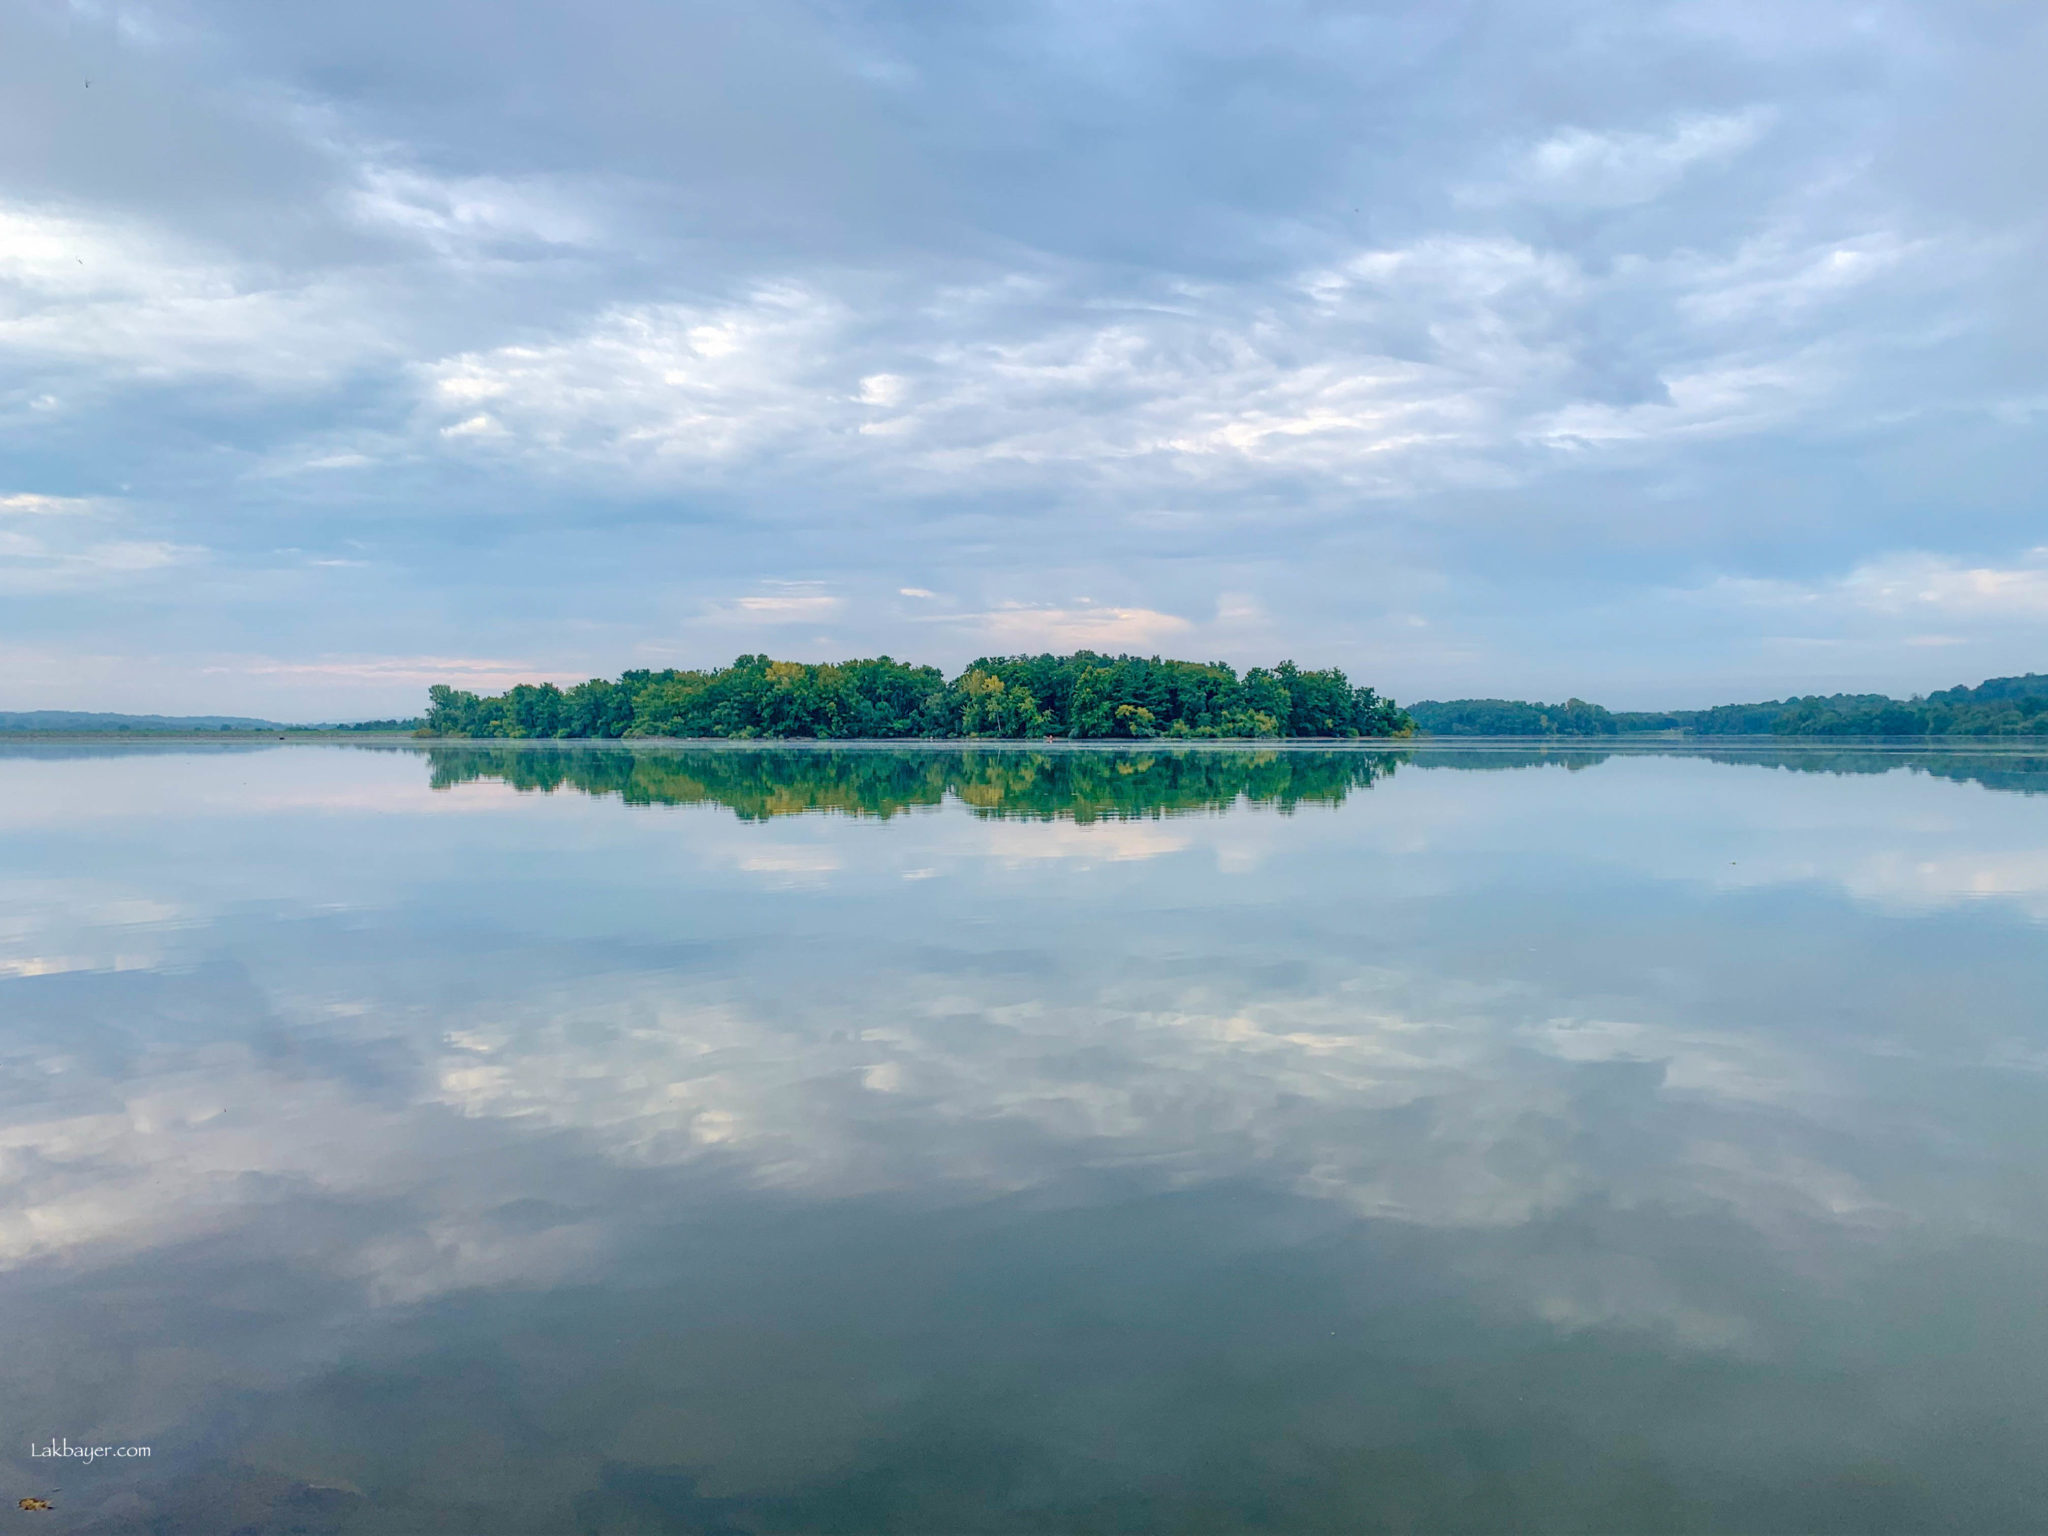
<box><xmin>419</xmin><ymin>653</ymin><xmax>1415</xmax><ymax>740</ymax></box>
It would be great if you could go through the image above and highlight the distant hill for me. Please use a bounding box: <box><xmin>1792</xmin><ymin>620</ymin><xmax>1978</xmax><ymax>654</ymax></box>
<box><xmin>0</xmin><ymin>712</ymin><xmax>421</xmax><ymax>733</ymax></box>
<box><xmin>1412</xmin><ymin>673</ymin><xmax>2048</xmax><ymax>738</ymax></box>
<box><xmin>0</xmin><ymin>710</ymin><xmax>287</xmax><ymax>732</ymax></box>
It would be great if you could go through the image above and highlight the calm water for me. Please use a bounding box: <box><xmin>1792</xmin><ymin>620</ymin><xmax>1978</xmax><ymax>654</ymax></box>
<box><xmin>3</xmin><ymin>741</ymin><xmax>2047</xmax><ymax>1533</ymax></box>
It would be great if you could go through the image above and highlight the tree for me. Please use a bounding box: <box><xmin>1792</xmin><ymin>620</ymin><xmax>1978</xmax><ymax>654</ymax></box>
<box><xmin>418</xmin><ymin>653</ymin><xmax>1416</xmax><ymax>740</ymax></box>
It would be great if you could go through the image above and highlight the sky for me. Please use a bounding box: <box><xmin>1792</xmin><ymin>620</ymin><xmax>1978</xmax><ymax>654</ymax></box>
<box><xmin>3</xmin><ymin>0</ymin><xmax>2046</xmax><ymax>719</ymax></box>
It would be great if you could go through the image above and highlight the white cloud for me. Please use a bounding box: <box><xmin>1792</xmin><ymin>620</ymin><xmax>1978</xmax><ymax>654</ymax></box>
<box><xmin>0</xmin><ymin>165</ymin><xmax>1941</xmax><ymax>540</ymax></box>
<box><xmin>1483</xmin><ymin>110</ymin><xmax>1775</xmax><ymax>208</ymax></box>
<box><xmin>1839</xmin><ymin>550</ymin><xmax>2048</xmax><ymax>619</ymax></box>
<box><xmin>1526</xmin><ymin>357</ymin><xmax>1825</xmax><ymax>448</ymax></box>
<box><xmin>408</xmin><ymin>234</ymin><xmax>1595</xmax><ymax>496</ymax></box>
<box><xmin>0</xmin><ymin>493</ymin><xmax>94</xmax><ymax>516</ymax></box>
<box><xmin>391</xmin><ymin>207</ymin><xmax>1952</xmax><ymax>516</ymax></box>
<box><xmin>966</xmin><ymin>604</ymin><xmax>1192</xmax><ymax>650</ymax></box>
<box><xmin>345</xmin><ymin>166</ymin><xmax>598</xmax><ymax>257</ymax></box>
<box><xmin>421</xmin><ymin>287</ymin><xmax>847</xmax><ymax>468</ymax></box>
<box><xmin>732</xmin><ymin>595</ymin><xmax>841</xmax><ymax>618</ymax></box>
<box><xmin>857</xmin><ymin>372</ymin><xmax>908</xmax><ymax>406</ymax></box>
<box><xmin>0</xmin><ymin>160</ymin><xmax>603</xmax><ymax>411</ymax></box>
<box><xmin>1705</xmin><ymin>549</ymin><xmax>2048</xmax><ymax>622</ymax></box>
<box><xmin>1676</xmin><ymin>232</ymin><xmax>1926</xmax><ymax>326</ymax></box>
<box><xmin>704</xmin><ymin>584</ymin><xmax>845</xmax><ymax>624</ymax></box>
<box><xmin>0</xmin><ymin>488</ymin><xmax>197</xmax><ymax>594</ymax></box>
<box><xmin>0</xmin><ymin>201</ymin><xmax>388</xmax><ymax>386</ymax></box>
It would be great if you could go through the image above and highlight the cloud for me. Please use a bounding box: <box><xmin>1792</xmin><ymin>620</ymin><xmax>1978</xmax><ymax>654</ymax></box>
<box><xmin>2</xmin><ymin>1</ymin><xmax>2047</xmax><ymax>706</ymax></box>
<box><xmin>0</xmin><ymin>493</ymin><xmax>94</xmax><ymax>516</ymax></box>
<box><xmin>1708</xmin><ymin>549</ymin><xmax>2048</xmax><ymax>622</ymax></box>
<box><xmin>857</xmin><ymin>372</ymin><xmax>908</xmax><ymax>406</ymax></box>
<box><xmin>1526</xmin><ymin>357</ymin><xmax>1824</xmax><ymax>448</ymax></box>
<box><xmin>345</xmin><ymin>165</ymin><xmax>599</xmax><ymax>257</ymax></box>
<box><xmin>0</xmin><ymin>487</ymin><xmax>198</xmax><ymax>593</ymax></box>
<box><xmin>703</xmin><ymin>584</ymin><xmax>845</xmax><ymax>624</ymax></box>
<box><xmin>397</xmin><ymin>234</ymin><xmax>1583</xmax><ymax>496</ymax></box>
<box><xmin>1675</xmin><ymin>231</ymin><xmax>1929</xmax><ymax>327</ymax></box>
<box><xmin>1839</xmin><ymin>551</ymin><xmax>2048</xmax><ymax>619</ymax></box>
<box><xmin>1465</xmin><ymin>110</ymin><xmax>1775</xmax><ymax>208</ymax></box>
<box><xmin>0</xmin><ymin>200</ymin><xmax>388</xmax><ymax>386</ymax></box>
<box><xmin>392</xmin><ymin>214</ymin><xmax>1958</xmax><ymax>521</ymax></box>
<box><xmin>733</xmin><ymin>595</ymin><xmax>841</xmax><ymax>619</ymax></box>
<box><xmin>420</xmin><ymin>287</ymin><xmax>847</xmax><ymax>468</ymax></box>
<box><xmin>966</xmin><ymin>604</ymin><xmax>1192</xmax><ymax>651</ymax></box>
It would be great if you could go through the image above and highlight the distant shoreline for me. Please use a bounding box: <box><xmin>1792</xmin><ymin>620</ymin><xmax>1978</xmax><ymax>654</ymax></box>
<box><xmin>8</xmin><ymin>732</ymin><xmax>2048</xmax><ymax>754</ymax></box>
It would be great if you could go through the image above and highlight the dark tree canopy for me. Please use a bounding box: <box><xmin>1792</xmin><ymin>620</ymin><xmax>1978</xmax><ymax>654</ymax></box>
<box><xmin>1412</xmin><ymin>673</ymin><xmax>2048</xmax><ymax>738</ymax></box>
<box><xmin>1404</xmin><ymin>698</ymin><xmax>1619</xmax><ymax>737</ymax></box>
<box><xmin>420</xmin><ymin>653</ymin><xmax>1413</xmax><ymax>741</ymax></box>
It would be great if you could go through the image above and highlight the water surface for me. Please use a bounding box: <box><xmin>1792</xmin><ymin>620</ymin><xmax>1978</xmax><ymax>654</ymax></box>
<box><xmin>3</xmin><ymin>742</ymin><xmax>2046</xmax><ymax>1532</ymax></box>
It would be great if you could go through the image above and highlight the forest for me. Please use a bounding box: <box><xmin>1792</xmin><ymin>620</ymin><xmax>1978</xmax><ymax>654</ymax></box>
<box><xmin>1409</xmin><ymin>673</ymin><xmax>2048</xmax><ymax>738</ymax></box>
<box><xmin>1402</xmin><ymin>698</ymin><xmax>1621</xmax><ymax>736</ymax></box>
<box><xmin>419</xmin><ymin>653</ymin><xmax>1414</xmax><ymax>740</ymax></box>
<box><xmin>404</xmin><ymin>662</ymin><xmax>2047</xmax><ymax>742</ymax></box>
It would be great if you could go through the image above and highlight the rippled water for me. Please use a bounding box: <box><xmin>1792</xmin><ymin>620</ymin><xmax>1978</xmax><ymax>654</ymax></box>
<box><xmin>3</xmin><ymin>741</ymin><xmax>2046</xmax><ymax>1532</ymax></box>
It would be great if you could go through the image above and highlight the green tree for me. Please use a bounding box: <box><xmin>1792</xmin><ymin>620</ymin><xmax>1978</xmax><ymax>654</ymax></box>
<box><xmin>420</xmin><ymin>652</ymin><xmax>1415</xmax><ymax>740</ymax></box>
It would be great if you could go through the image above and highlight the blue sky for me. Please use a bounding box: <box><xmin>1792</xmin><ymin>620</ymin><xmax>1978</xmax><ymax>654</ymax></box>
<box><xmin>3</xmin><ymin>0</ymin><xmax>2045</xmax><ymax>718</ymax></box>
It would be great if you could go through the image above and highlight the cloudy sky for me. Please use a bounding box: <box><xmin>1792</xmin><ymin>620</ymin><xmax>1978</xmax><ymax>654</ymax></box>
<box><xmin>3</xmin><ymin>0</ymin><xmax>2045</xmax><ymax>717</ymax></box>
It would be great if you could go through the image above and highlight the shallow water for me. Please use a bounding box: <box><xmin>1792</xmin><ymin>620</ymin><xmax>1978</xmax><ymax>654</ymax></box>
<box><xmin>3</xmin><ymin>741</ymin><xmax>2046</xmax><ymax>1533</ymax></box>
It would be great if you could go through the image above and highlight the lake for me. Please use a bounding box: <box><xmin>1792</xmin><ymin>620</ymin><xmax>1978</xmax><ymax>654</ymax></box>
<box><xmin>2</xmin><ymin>740</ymin><xmax>2046</xmax><ymax>1533</ymax></box>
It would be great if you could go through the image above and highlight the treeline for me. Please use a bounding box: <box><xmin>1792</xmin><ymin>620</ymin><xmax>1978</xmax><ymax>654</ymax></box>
<box><xmin>427</xmin><ymin>747</ymin><xmax>1399</xmax><ymax>820</ymax></box>
<box><xmin>0</xmin><ymin>711</ymin><xmax>285</xmax><ymax>733</ymax></box>
<box><xmin>1631</xmin><ymin>673</ymin><xmax>2048</xmax><ymax>736</ymax></box>
<box><xmin>1410</xmin><ymin>673</ymin><xmax>2048</xmax><ymax>738</ymax></box>
<box><xmin>0</xmin><ymin>713</ymin><xmax>423</xmax><ymax>735</ymax></box>
<box><xmin>421</xmin><ymin>653</ymin><xmax>1413</xmax><ymax>740</ymax></box>
<box><xmin>1404</xmin><ymin>699</ymin><xmax>1619</xmax><ymax>737</ymax></box>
